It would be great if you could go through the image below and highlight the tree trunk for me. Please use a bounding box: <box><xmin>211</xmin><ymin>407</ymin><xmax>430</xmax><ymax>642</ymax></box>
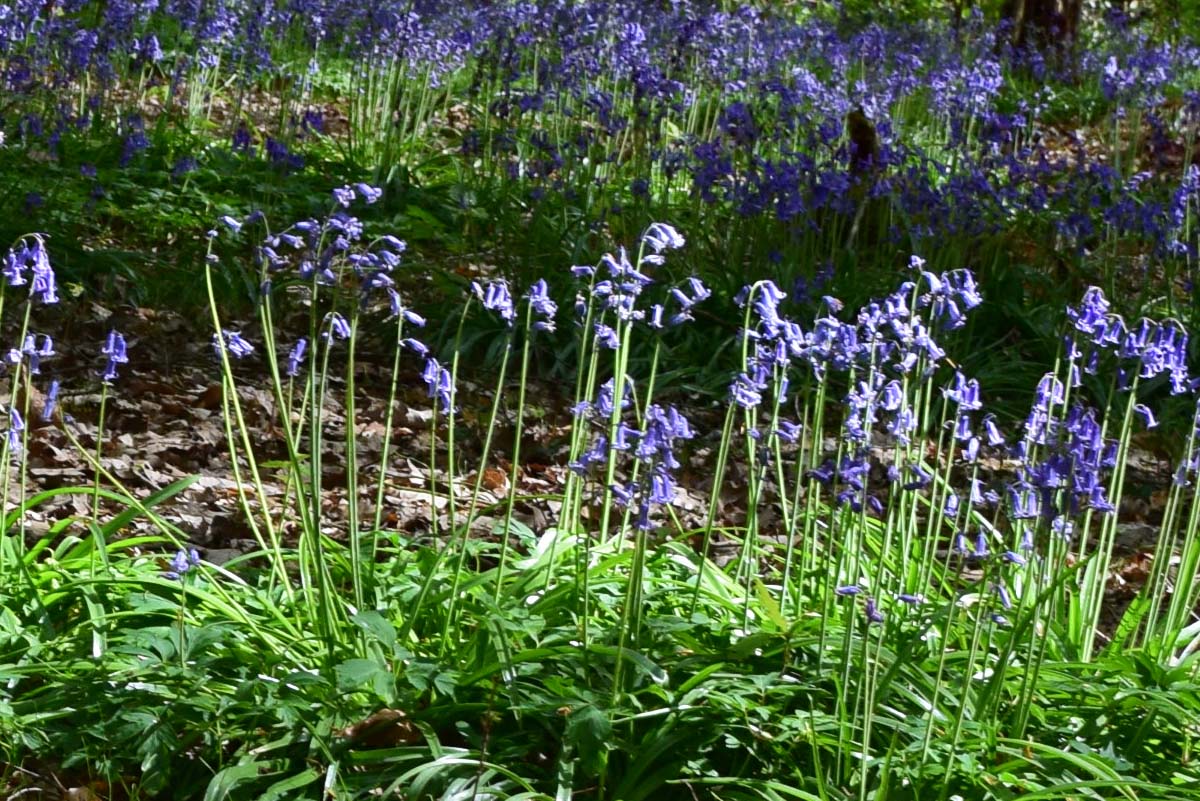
<box><xmin>1002</xmin><ymin>0</ymin><xmax>1082</xmax><ymax>72</ymax></box>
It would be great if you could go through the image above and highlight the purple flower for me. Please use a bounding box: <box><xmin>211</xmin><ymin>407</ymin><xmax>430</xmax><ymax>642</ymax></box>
<box><xmin>333</xmin><ymin>186</ymin><xmax>356</xmax><ymax>207</ymax></box>
<box><xmin>422</xmin><ymin>357</ymin><xmax>454</xmax><ymax>413</ymax></box>
<box><xmin>730</xmin><ymin>372</ymin><xmax>764</xmax><ymax>409</ymax></box>
<box><xmin>983</xmin><ymin>414</ymin><xmax>1005</xmax><ymax>446</ymax></box>
<box><xmin>525</xmin><ymin>279</ymin><xmax>557</xmax><ymax>332</ymax></box>
<box><xmin>648</xmin><ymin>469</ymin><xmax>674</xmax><ymax>504</ymax></box>
<box><xmin>1133</xmin><ymin>403</ymin><xmax>1158</xmax><ymax>429</ymax></box>
<box><xmin>1067</xmin><ymin>286</ymin><xmax>1111</xmax><ymax>340</ymax></box>
<box><xmin>590</xmin><ymin>321</ymin><xmax>619</xmax><ymax>350</ymax></box>
<box><xmin>164</xmin><ymin>547</ymin><xmax>201</xmax><ymax>580</ymax></box>
<box><xmin>286</xmin><ymin>338</ymin><xmax>308</xmax><ymax>377</ymax></box>
<box><xmin>2</xmin><ymin>248</ymin><xmax>26</xmax><ymax>287</ymax></box>
<box><xmin>641</xmin><ymin>222</ymin><xmax>685</xmax><ymax>261</ymax></box>
<box><xmin>865</xmin><ymin>597</ymin><xmax>885</xmax><ymax>624</ymax></box>
<box><xmin>609</xmin><ymin>482</ymin><xmax>634</xmax><ymax>506</ymax></box>
<box><xmin>325</xmin><ymin>313</ymin><xmax>352</xmax><ymax>341</ymax></box>
<box><xmin>8</xmin><ymin>408</ymin><xmax>23</xmax><ymax>452</ymax></box>
<box><xmin>401</xmin><ymin>338</ymin><xmax>429</xmax><ymax>357</ymax></box>
<box><xmin>213</xmin><ymin>330</ymin><xmax>254</xmax><ymax>360</ymax></box>
<box><xmin>1033</xmin><ymin>374</ymin><xmax>1065</xmax><ymax>410</ymax></box>
<box><xmin>41</xmin><ymin>379</ymin><xmax>59</xmax><ymax>422</ymax></box>
<box><xmin>354</xmin><ymin>183</ymin><xmax>382</xmax><ymax>204</ymax></box>
<box><xmin>473</xmin><ymin>280</ymin><xmax>517</xmax><ymax>326</ymax></box>
<box><xmin>944</xmin><ymin>372</ymin><xmax>982</xmax><ymax>410</ymax></box>
<box><xmin>28</xmin><ymin>240</ymin><xmax>57</xmax><ymax>304</ymax></box>
<box><xmin>100</xmin><ymin>330</ymin><xmax>129</xmax><ymax>382</ymax></box>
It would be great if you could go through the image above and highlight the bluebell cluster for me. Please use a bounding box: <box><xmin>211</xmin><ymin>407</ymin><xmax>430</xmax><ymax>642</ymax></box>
<box><xmin>0</xmin><ymin>3</ymin><xmax>1193</xmax><ymax>282</ymax></box>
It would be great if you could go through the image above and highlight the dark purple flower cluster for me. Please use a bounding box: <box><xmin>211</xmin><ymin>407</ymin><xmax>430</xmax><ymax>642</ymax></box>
<box><xmin>226</xmin><ymin>184</ymin><xmax>407</xmax><ymax>318</ymax></box>
<box><xmin>570</xmin><ymin>387</ymin><xmax>694</xmax><ymax>533</ymax></box>
<box><xmin>213</xmin><ymin>188</ymin><xmax>436</xmax><ymax>402</ymax></box>
<box><xmin>5</xmin><ymin>331</ymin><xmax>50</xmax><ymax>373</ymax></box>
<box><xmin>727</xmin><ymin>261</ymin><xmax>985</xmax><ymax>526</ymax></box>
<box><xmin>571</xmin><ymin>222</ymin><xmax>705</xmax><ymax>350</ymax></box>
<box><xmin>3</xmin><ymin>236</ymin><xmax>58</xmax><ymax>304</ymax></box>
<box><xmin>1011</xmin><ymin>392</ymin><xmax>1120</xmax><ymax>536</ymax></box>
<box><xmin>1066</xmin><ymin>285</ymin><xmax>1190</xmax><ymax>394</ymax></box>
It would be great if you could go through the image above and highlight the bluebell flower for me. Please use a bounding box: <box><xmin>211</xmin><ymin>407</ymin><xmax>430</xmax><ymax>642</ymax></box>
<box><xmin>525</xmin><ymin>279</ymin><xmax>557</xmax><ymax>332</ymax></box>
<box><xmin>473</xmin><ymin>280</ymin><xmax>517</xmax><ymax>326</ymax></box>
<box><xmin>1067</xmin><ymin>286</ymin><xmax>1111</xmax><ymax>339</ymax></box>
<box><xmin>994</xmin><ymin>582</ymin><xmax>1012</xmax><ymax>610</ymax></box>
<box><xmin>1133</xmin><ymin>403</ymin><xmax>1158</xmax><ymax>428</ymax></box>
<box><xmin>101</xmin><ymin>330</ymin><xmax>129</xmax><ymax>382</ymax></box>
<box><xmin>865</xmin><ymin>598</ymin><xmax>885</xmax><ymax>624</ymax></box>
<box><xmin>568</xmin><ymin>436</ymin><xmax>608</xmax><ymax>475</ymax></box>
<box><xmin>641</xmin><ymin>222</ymin><xmax>685</xmax><ymax>261</ymax></box>
<box><xmin>286</xmin><ymin>338</ymin><xmax>307</xmax><ymax>377</ymax></box>
<box><xmin>422</xmin><ymin>357</ymin><xmax>454</xmax><ymax>413</ymax></box>
<box><xmin>42</xmin><ymin>379</ymin><xmax>59</xmax><ymax>422</ymax></box>
<box><xmin>647</xmin><ymin>304</ymin><xmax>665</xmax><ymax>329</ymax></box>
<box><xmin>325</xmin><ymin>313</ymin><xmax>352</xmax><ymax>341</ymax></box>
<box><xmin>164</xmin><ymin>548</ymin><xmax>202</xmax><ymax>580</ymax></box>
<box><xmin>611</xmin><ymin>422</ymin><xmax>638</xmax><ymax>452</ymax></box>
<box><xmin>594</xmin><ymin>323</ymin><xmax>620</xmax><ymax>350</ymax></box>
<box><xmin>28</xmin><ymin>240</ymin><xmax>57</xmax><ymax>304</ymax></box>
<box><xmin>8</xmin><ymin>408</ymin><xmax>23</xmax><ymax>452</ymax></box>
<box><xmin>648</xmin><ymin>469</ymin><xmax>674</xmax><ymax>504</ymax></box>
<box><xmin>903</xmin><ymin>463</ymin><xmax>932</xmax><ymax>490</ymax></box>
<box><xmin>2</xmin><ymin>247</ymin><xmax>26</xmax><ymax>287</ymax></box>
<box><xmin>775</xmin><ymin>420</ymin><xmax>801</xmax><ymax>443</ymax></box>
<box><xmin>594</xmin><ymin>377</ymin><xmax>632</xmax><ymax>417</ymax></box>
<box><xmin>982</xmin><ymin>414</ymin><xmax>1005</xmax><ymax>446</ymax></box>
<box><xmin>808</xmin><ymin>460</ymin><xmax>835</xmax><ymax>485</ymax></box>
<box><xmin>354</xmin><ymin>183</ymin><xmax>382</xmax><ymax>204</ymax></box>
<box><xmin>944</xmin><ymin>372</ymin><xmax>982</xmax><ymax>410</ymax></box>
<box><xmin>609</xmin><ymin>482</ymin><xmax>634</xmax><ymax>506</ymax></box>
<box><xmin>730</xmin><ymin>372</ymin><xmax>764</xmax><ymax>409</ymax></box>
<box><xmin>401</xmin><ymin>338</ymin><xmax>429</xmax><ymax>357</ymax></box>
<box><xmin>213</xmin><ymin>330</ymin><xmax>254</xmax><ymax>360</ymax></box>
<box><xmin>1051</xmin><ymin>517</ymin><xmax>1074</xmax><ymax>540</ymax></box>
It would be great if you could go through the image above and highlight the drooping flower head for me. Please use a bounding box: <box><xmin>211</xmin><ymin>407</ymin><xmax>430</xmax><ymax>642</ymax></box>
<box><xmin>100</xmin><ymin>330</ymin><xmax>129</xmax><ymax>383</ymax></box>
<box><xmin>213</xmin><ymin>330</ymin><xmax>255</xmax><ymax>360</ymax></box>
<box><xmin>473</xmin><ymin>279</ymin><xmax>517</xmax><ymax>326</ymax></box>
